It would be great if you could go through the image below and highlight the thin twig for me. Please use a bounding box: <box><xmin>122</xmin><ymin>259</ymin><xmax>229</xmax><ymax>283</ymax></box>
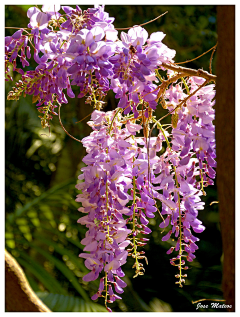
<box><xmin>175</xmin><ymin>43</ymin><xmax>218</xmax><ymax>66</ymax></box>
<box><xmin>75</xmin><ymin>112</ymin><xmax>92</xmax><ymax>124</ymax></box>
<box><xmin>192</xmin><ymin>299</ymin><xmax>226</xmax><ymax>304</ymax></box>
<box><xmin>116</xmin><ymin>11</ymin><xmax>168</xmax><ymax>30</ymax></box>
<box><xmin>209</xmin><ymin>42</ymin><xmax>218</xmax><ymax>74</ymax></box>
<box><xmin>5</xmin><ymin>27</ymin><xmax>30</xmax><ymax>30</ymax></box>
<box><xmin>28</xmin><ymin>39</ymin><xmax>37</xmax><ymax>51</ymax></box>
<box><xmin>58</xmin><ymin>104</ymin><xmax>82</xmax><ymax>143</ymax></box>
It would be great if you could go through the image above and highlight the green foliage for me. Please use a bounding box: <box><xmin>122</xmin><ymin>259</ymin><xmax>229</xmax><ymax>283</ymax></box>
<box><xmin>5</xmin><ymin>179</ymin><xmax>101</xmax><ymax>310</ymax></box>
<box><xmin>36</xmin><ymin>292</ymin><xmax>107</xmax><ymax>312</ymax></box>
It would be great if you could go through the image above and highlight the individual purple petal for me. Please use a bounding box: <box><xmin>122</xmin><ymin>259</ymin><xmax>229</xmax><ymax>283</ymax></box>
<box><xmin>126</xmin><ymin>122</ymin><xmax>142</xmax><ymax>134</ymax></box>
<box><xmin>162</xmin><ymin>230</ymin><xmax>171</xmax><ymax>241</ymax></box>
<box><xmin>83</xmin><ymin>241</ymin><xmax>98</xmax><ymax>252</ymax></box>
<box><xmin>91</xmin><ymin>293</ymin><xmax>99</xmax><ymax>300</ymax></box>
<box><xmin>67</xmin><ymin>85</ymin><xmax>75</xmax><ymax>98</ymax></box>
<box><xmin>159</xmin><ymin>216</ymin><xmax>170</xmax><ymax>228</ymax></box>
<box><xmin>117</xmin><ymin>189</ymin><xmax>128</xmax><ymax>200</ymax></box>
<box><xmin>82</xmin><ymin>270</ymin><xmax>99</xmax><ymax>282</ymax></box>
<box><xmin>115</xmin><ymin>276</ymin><xmax>127</xmax><ymax>288</ymax></box>
<box><xmin>140</xmin><ymin>65</ymin><xmax>151</xmax><ymax>76</ymax></box>
<box><xmin>183</xmin><ymin>228</ymin><xmax>191</xmax><ymax>237</ymax></box>
<box><xmin>143</xmin><ymin>92</ymin><xmax>157</xmax><ymax>102</ymax></box>
<box><xmin>179</xmin><ymin>155</ymin><xmax>190</xmax><ymax>166</ymax></box>
<box><xmin>27</xmin><ymin>6</ymin><xmax>40</xmax><ymax>18</ymax></box>
<box><xmin>140</xmin><ymin>213</ymin><xmax>149</xmax><ymax>225</ymax></box>
<box><xmin>142</xmin><ymin>226</ymin><xmax>152</xmax><ymax>234</ymax></box>
<box><xmin>166</xmin><ymin>247</ymin><xmax>174</xmax><ymax>254</ymax></box>
<box><xmin>98</xmin><ymin>277</ymin><xmax>105</xmax><ymax>291</ymax></box>
<box><xmin>192</xmin><ymin>224</ymin><xmax>205</xmax><ymax>233</ymax></box>
<box><xmin>145</xmin><ymin>210</ymin><xmax>155</xmax><ymax>218</ymax></box>
<box><xmin>12</xmin><ymin>29</ymin><xmax>23</xmax><ymax>40</ymax></box>
<box><xmin>30</xmin><ymin>12</ymin><xmax>50</xmax><ymax>30</ymax></box>
<box><xmin>104</xmin><ymin>259</ymin><xmax>120</xmax><ymax>272</ymax></box>
<box><xmin>108</xmin><ymin>285</ymin><xmax>114</xmax><ymax>296</ymax></box>
<box><xmin>67</xmin><ymin>63</ymin><xmax>81</xmax><ymax>74</ymax></box>
<box><xmin>118</xmin><ymin>95</ymin><xmax>128</xmax><ymax>108</ymax></box>
<box><xmin>180</xmin><ymin>146</ymin><xmax>190</xmax><ymax>157</ymax></box>
<box><xmin>114</xmin><ymin>283</ymin><xmax>124</xmax><ymax>294</ymax></box>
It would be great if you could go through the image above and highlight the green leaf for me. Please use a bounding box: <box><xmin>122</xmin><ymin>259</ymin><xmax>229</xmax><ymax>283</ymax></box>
<box><xmin>33</xmin><ymin>234</ymin><xmax>88</xmax><ymax>274</ymax></box>
<box><xmin>28</xmin><ymin>242</ymin><xmax>90</xmax><ymax>301</ymax></box>
<box><xmin>36</xmin><ymin>292</ymin><xmax>107</xmax><ymax>312</ymax></box>
<box><xmin>41</xmin><ymin>224</ymin><xmax>85</xmax><ymax>247</ymax></box>
<box><xmin>5</xmin><ymin>239</ymin><xmax>15</xmax><ymax>249</ymax></box>
<box><xmin>16</xmin><ymin>251</ymin><xmax>67</xmax><ymax>295</ymax></box>
<box><xmin>7</xmin><ymin>178</ymin><xmax>75</xmax><ymax>225</ymax></box>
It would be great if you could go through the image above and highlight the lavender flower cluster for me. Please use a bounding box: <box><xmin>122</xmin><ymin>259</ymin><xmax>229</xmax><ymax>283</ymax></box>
<box><xmin>5</xmin><ymin>5</ymin><xmax>175</xmax><ymax>126</ymax></box>
<box><xmin>5</xmin><ymin>5</ymin><xmax>216</xmax><ymax>311</ymax></box>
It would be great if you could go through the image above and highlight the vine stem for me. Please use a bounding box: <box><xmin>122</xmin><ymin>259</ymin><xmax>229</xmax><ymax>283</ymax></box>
<box><xmin>108</xmin><ymin>108</ymin><xmax>122</xmax><ymax>135</ymax></box>
<box><xmin>104</xmin><ymin>271</ymin><xmax>108</xmax><ymax>309</ymax></box>
<box><xmin>142</xmin><ymin>62</ymin><xmax>216</xmax><ymax>109</ymax></box>
<box><xmin>105</xmin><ymin>175</ymin><xmax>109</xmax><ymax>308</ymax></box>
<box><xmin>192</xmin><ymin>299</ymin><xmax>226</xmax><ymax>304</ymax></box>
<box><xmin>173</xmin><ymin>165</ymin><xmax>183</xmax><ymax>286</ymax></box>
<box><xmin>58</xmin><ymin>104</ymin><xmax>82</xmax><ymax>143</ymax></box>
<box><xmin>5</xmin><ymin>26</ymin><xmax>30</xmax><ymax>30</ymax></box>
<box><xmin>175</xmin><ymin>42</ymin><xmax>218</xmax><ymax>66</ymax></box>
<box><xmin>209</xmin><ymin>42</ymin><xmax>217</xmax><ymax>74</ymax></box>
<box><xmin>161</xmin><ymin>63</ymin><xmax>216</xmax><ymax>82</ymax></box>
<box><xmin>106</xmin><ymin>171</ymin><xmax>110</xmax><ymax>236</ymax></box>
<box><xmin>132</xmin><ymin>159</ymin><xmax>140</xmax><ymax>276</ymax></box>
<box><xmin>199</xmin><ymin>169</ymin><xmax>206</xmax><ymax>196</ymax></box>
<box><xmin>181</xmin><ymin>77</ymin><xmax>190</xmax><ymax>94</ymax></box>
<box><xmin>115</xmin><ymin>11</ymin><xmax>168</xmax><ymax>30</ymax></box>
<box><xmin>75</xmin><ymin>112</ymin><xmax>92</xmax><ymax>124</ymax></box>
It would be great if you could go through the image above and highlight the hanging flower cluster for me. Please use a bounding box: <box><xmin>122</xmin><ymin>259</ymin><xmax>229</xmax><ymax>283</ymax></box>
<box><xmin>5</xmin><ymin>5</ymin><xmax>217</xmax><ymax>312</ymax></box>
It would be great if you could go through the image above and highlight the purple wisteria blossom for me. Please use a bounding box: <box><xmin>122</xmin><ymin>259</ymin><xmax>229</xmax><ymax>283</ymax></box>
<box><xmin>151</xmin><ymin>78</ymin><xmax>216</xmax><ymax>285</ymax></box>
<box><xmin>5</xmin><ymin>5</ymin><xmax>120</xmax><ymax>126</ymax></box>
<box><xmin>110</xmin><ymin>26</ymin><xmax>176</xmax><ymax>118</ymax></box>
<box><xmin>5</xmin><ymin>4</ymin><xmax>217</xmax><ymax>309</ymax></box>
<box><xmin>76</xmin><ymin>109</ymin><xmax>170</xmax><ymax>306</ymax></box>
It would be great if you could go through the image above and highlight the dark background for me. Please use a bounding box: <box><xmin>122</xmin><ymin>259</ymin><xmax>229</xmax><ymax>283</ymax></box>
<box><xmin>5</xmin><ymin>5</ymin><xmax>223</xmax><ymax>312</ymax></box>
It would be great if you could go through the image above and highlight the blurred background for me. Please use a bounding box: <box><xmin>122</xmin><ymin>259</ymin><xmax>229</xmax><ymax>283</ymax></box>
<box><xmin>5</xmin><ymin>5</ymin><xmax>223</xmax><ymax>312</ymax></box>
